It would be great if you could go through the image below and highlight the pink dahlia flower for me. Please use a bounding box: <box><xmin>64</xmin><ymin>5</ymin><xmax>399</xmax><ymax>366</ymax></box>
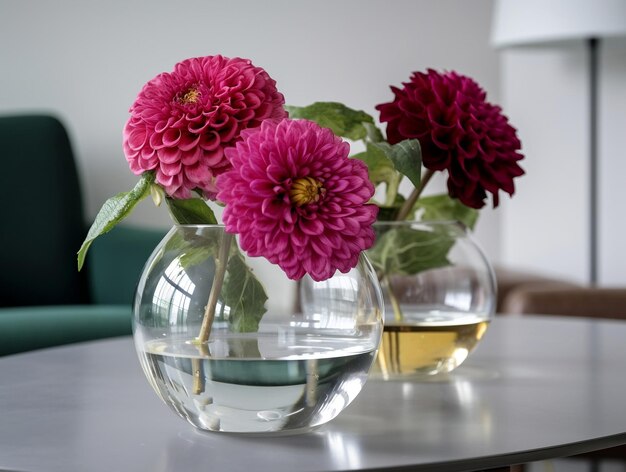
<box><xmin>123</xmin><ymin>55</ymin><xmax>287</xmax><ymax>199</ymax></box>
<box><xmin>376</xmin><ymin>69</ymin><xmax>524</xmax><ymax>208</ymax></box>
<box><xmin>217</xmin><ymin>119</ymin><xmax>378</xmax><ymax>281</ymax></box>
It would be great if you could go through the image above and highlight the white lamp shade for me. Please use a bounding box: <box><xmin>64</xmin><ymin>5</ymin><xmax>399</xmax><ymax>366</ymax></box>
<box><xmin>491</xmin><ymin>0</ymin><xmax>626</xmax><ymax>48</ymax></box>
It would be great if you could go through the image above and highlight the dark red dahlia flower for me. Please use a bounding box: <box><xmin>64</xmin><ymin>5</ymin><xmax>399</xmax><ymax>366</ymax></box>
<box><xmin>376</xmin><ymin>69</ymin><xmax>524</xmax><ymax>208</ymax></box>
<box><xmin>123</xmin><ymin>55</ymin><xmax>287</xmax><ymax>199</ymax></box>
<box><xmin>217</xmin><ymin>119</ymin><xmax>378</xmax><ymax>281</ymax></box>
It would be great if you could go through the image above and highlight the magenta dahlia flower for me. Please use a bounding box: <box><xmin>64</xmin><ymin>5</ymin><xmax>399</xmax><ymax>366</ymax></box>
<box><xmin>217</xmin><ymin>119</ymin><xmax>378</xmax><ymax>281</ymax></box>
<box><xmin>123</xmin><ymin>55</ymin><xmax>287</xmax><ymax>199</ymax></box>
<box><xmin>376</xmin><ymin>69</ymin><xmax>524</xmax><ymax>208</ymax></box>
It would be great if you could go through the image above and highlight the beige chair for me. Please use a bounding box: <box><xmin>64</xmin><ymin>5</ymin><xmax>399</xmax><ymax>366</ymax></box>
<box><xmin>494</xmin><ymin>266</ymin><xmax>581</xmax><ymax>314</ymax></box>
<box><xmin>501</xmin><ymin>285</ymin><xmax>626</xmax><ymax>319</ymax></box>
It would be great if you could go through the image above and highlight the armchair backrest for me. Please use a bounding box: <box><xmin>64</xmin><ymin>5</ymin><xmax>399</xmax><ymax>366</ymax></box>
<box><xmin>0</xmin><ymin>114</ymin><xmax>90</xmax><ymax>306</ymax></box>
<box><xmin>87</xmin><ymin>225</ymin><xmax>166</xmax><ymax>306</ymax></box>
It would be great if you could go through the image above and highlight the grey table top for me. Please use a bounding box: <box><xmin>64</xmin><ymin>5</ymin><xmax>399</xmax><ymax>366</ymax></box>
<box><xmin>1</xmin><ymin>315</ymin><xmax>626</xmax><ymax>472</ymax></box>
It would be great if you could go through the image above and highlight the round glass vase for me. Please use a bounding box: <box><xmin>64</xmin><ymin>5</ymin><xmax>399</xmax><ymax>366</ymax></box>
<box><xmin>132</xmin><ymin>224</ymin><xmax>384</xmax><ymax>434</ymax></box>
<box><xmin>367</xmin><ymin>220</ymin><xmax>496</xmax><ymax>378</ymax></box>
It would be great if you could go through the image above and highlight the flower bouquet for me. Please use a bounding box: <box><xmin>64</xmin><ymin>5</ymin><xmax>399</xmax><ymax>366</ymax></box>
<box><xmin>76</xmin><ymin>55</ymin><xmax>524</xmax><ymax>431</ymax></box>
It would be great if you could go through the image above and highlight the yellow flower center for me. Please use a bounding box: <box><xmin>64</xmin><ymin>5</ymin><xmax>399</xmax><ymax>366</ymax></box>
<box><xmin>176</xmin><ymin>87</ymin><xmax>201</xmax><ymax>105</ymax></box>
<box><xmin>290</xmin><ymin>177</ymin><xmax>324</xmax><ymax>207</ymax></box>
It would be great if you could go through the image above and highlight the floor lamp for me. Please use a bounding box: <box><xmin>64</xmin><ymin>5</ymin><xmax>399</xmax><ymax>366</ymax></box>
<box><xmin>491</xmin><ymin>0</ymin><xmax>626</xmax><ymax>285</ymax></box>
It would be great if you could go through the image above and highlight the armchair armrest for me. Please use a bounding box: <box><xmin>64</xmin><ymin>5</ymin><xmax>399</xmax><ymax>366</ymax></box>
<box><xmin>501</xmin><ymin>286</ymin><xmax>626</xmax><ymax>320</ymax></box>
<box><xmin>0</xmin><ymin>305</ymin><xmax>132</xmax><ymax>356</ymax></box>
<box><xmin>494</xmin><ymin>266</ymin><xmax>581</xmax><ymax>313</ymax></box>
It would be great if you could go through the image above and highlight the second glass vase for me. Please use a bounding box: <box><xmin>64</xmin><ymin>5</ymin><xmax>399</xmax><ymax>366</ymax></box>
<box><xmin>367</xmin><ymin>220</ymin><xmax>496</xmax><ymax>378</ymax></box>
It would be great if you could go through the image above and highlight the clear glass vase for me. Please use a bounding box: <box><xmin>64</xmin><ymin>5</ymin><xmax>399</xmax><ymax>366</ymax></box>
<box><xmin>367</xmin><ymin>220</ymin><xmax>496</xmax><ymax>378</ymax></box>
<box><xmin>132</xmin><ymin>224</ymin><xmax>384</xmax><ymax>434</ymax></box>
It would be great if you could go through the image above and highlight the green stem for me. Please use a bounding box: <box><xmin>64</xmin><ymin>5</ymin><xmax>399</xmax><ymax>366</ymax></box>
<box><xmin>192</xmin><ymin>231</ymin><xmax>233</xmax><ymax>395</ymax></box>
<box><xmin>381</xmin><ymin>275</ymin><xmax>404</xmax><ymax>323</ymax></box>
<box><xmin>197</xmin><ymin>231</ymin><xmax>233</xmax><ymax>346</ymax></box>
<box><xmin>395</xmin><ymin>168</ymin><xmax>435</xmax><ymax>221</ymax></box>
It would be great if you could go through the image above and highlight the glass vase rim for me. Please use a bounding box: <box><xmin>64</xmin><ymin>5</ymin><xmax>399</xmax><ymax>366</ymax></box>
<box><xmin>373</xmin><ymin>219</ymin><xmax>468</xmax><ymax>230</ymax></box>
<box><xmin>171</xmin><ymin>223</ymin><xmax>227</xmax><ymax>229</ymax></box>
<box><xmin>169</xmin><ymin>220</ymin><xmax>468</xmax><ymax>231</ymax></box>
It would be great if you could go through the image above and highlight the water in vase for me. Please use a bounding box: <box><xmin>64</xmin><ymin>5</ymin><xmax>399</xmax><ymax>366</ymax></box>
<box><xmin>373</xmin><ymin>311</ymin><xmax>489</xmax><ymax>378</ymax></box>
<box><xmin>138</xmin><ymin>332</ymin><xmax>376</xmax><ymax>434</ymax></box>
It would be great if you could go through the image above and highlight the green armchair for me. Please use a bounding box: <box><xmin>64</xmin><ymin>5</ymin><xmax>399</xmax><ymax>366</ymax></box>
<box><xmin>0</xmin><ymin>226</ymin><xmax>166</xmax><ymax>355</ymax></box>
<box><xmin>0</xmin><ymin>113</ymin><xmax>166</xmax><ymax>355</ymax></box>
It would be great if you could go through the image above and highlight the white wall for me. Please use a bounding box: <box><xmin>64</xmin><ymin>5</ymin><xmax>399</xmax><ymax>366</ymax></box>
<box><xmin>0</xmin><ymin>0</ymin><xmax>502</xmax><ymax>259</ymax></box>
<box><xmin>499</xmin><ymin>37</ymin><xmax>626</xmax><ymax>285</ymax></box>
<box><xmin>499</xmin><ymin>44</ymin><xmax>589</xmax><ymax>282</ymax></box>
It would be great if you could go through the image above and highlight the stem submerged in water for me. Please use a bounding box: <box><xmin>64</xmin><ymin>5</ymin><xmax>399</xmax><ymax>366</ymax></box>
<box><xmin>381</xmin><ymin>168</ymin><xmax>436</xmax><ymax>323</ymax></box>
<box><xmin>193</xmin><ymin>231</ymin><xmax>233</xmax><ymax>395</ymax></box>
<box><xmin>381</xmin><ymin>275</ymin><xmax>404</xmax><ymax>323</ymax></box>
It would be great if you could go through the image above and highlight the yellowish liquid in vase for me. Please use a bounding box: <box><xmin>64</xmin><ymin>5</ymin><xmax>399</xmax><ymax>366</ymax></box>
<box><xmin>373</xmin><ymin>319</ymin><xmax>489</xmax><ymax>378</ymax></box>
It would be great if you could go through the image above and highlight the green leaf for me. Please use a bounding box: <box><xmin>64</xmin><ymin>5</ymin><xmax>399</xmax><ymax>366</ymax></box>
<box><xmin>222</xmin><ymin>252</ymin><xmax>268</xmax><ymax>332</ymax></box>
<box><xmin>372</xmin><ymin>139</ymin><xmax>422</xmax><ymax>190</ymax></box>
<box><xmin>166</xmin><ymin>197</ymin><xmax>218</xmax><ymax>225</ymax></box>
<box><xmin>161</xmin><ymin>214</ymin><xmax>220</xmax><ymax>271</ymax></box>
<box><xmin>353</xmin><ymin>144</ymin><xmax>395</xmax><ymax>185</ymax></box>
<box><xmin>363</xmin><ymin>122</ymin><xmax>385</xmax><ymax>143</ymax></box>
<box><xmin>286</xmin><ymin>102</ymin><xmax>375</xmax><ymax>141</ymax></box>
<box><xmin>353</xmin><ymin>143</ymin><xmax>402</xmax><ymax>206</ymax></box>
<box><xmin>414</xmin><ymin>193</ymin><xmax>480</xmax><ymax>230</ymax></box>
<box><xmin>375</xmin><ymin>194</ymin><xmax>406</xmax><ymax>221</ymax></box>
<box><xmin>77</xmin><ymin>173</ymin><xmax>154</xmax><ymax>270</ymax></box>
<box><xmin>367</xmin><ymin>226</ymin><xmax>454</xmax><ymax>276</ymax></box>
<box><xmin>176</xmin><ymin>231</ymin><xmax>221</xmax><ymax>270</ymax></box>
<box><xmin>161</xmin><ymin>228</ymin><xmax>269</xmax><ymax>334</ymax></box>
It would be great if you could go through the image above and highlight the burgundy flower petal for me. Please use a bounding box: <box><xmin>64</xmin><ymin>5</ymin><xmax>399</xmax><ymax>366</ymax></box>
<box><xmin>376</xmin><ymin>69</ymin><xmax>524</xmax><ymax>208</ymax></box>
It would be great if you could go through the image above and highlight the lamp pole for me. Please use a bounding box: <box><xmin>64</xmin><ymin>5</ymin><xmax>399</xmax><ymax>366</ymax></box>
<box><xmin>588</xmin><ymin>37</ymin><xmax>599</xmax><ymax>285</ymax></box>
